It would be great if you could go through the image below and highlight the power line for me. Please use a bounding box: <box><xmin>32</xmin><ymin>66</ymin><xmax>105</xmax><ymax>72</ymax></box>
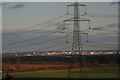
<box><xmin>88</xmin><ymin>41</ymin><xmax>118</xmax><ymax>46</ymax></box>
<box><xmin>84</xmin><ymin>43</ymin><xmax>118</xmax><ymax>49</ymax></box>
<box><xmin>4</xmin><ymin>14</ymin><xmax>66</xmax><ymax>36</ymax></box>
<box><xmin>85</xmin><ymin>13</ymin><xmax>117</xmax><ymax>18</ymax></box>
<box><xmin>4</xmin><ymin>34</ymin><xmax>66</xmax><ymax>49</ymax></box>
<box><xmin>3</xmin><ymin>29</ymin><xmax>64</xmax><ymax>48</ymax></box>
<box><xmin>40</xmin><ymin>43</ymin><xmax>72</xmax><ymax>52</ymax></box>
<box><xmin>4</xmin><ymin>41</ymin><xmax>66</xmax><ymax>53</ymax></box>
<box><xmin>31</xmin><ymin>42</ymin><xmax>66</xmax><ymax>52</ymax></box>
<box><xmin>4</xmin><ymin>3</ymin><xmax>66</xmax><ymax>23</ymax></box>
<box><xmin>5</xmin><ymin>38</ymin><xmax>72</xmax><ymax>53</ymax></box>
<box><xmin>89</xmin><ymin>29</ymin><xmax>118</xmax><ymax>34</ymax></box>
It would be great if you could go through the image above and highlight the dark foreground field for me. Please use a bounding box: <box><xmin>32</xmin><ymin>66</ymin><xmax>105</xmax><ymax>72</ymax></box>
<box><xmin>2</xmin><ymin>67</ymin><xmax>118</xmax><ymax>78</ymax></box>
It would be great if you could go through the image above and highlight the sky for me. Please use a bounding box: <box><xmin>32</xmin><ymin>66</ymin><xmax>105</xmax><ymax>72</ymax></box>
<box><xmin>1</xmin><ymin>1</ymin><xmax>119</xmax><ymax>53</ymax></box>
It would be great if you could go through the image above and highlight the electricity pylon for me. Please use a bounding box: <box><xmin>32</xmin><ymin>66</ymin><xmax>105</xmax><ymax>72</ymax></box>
<box><xmin>63</xmin><ymin>2</ymin><xmax>90</xmax><ymax>78</ymax></box>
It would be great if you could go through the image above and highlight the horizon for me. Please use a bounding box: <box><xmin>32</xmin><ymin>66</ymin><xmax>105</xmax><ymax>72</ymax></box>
<box><xmin>3</xmin><ymin>49</ymin><xmax>119</xmax><ymax>54</ymax></box>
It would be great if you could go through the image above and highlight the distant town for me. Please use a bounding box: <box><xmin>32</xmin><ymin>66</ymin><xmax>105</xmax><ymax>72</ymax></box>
<box><xmin>3</xmin><ymin>50</ymin><xmax>119</xmax><ymax>57</ymax></box>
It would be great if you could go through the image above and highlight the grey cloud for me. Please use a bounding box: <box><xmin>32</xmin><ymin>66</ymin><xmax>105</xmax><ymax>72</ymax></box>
<box><xmin>110</xmin><ymin>2</ymin><xmax>118</xmax><ymax>5</ymax></box>
<box><xmin>0</xmin><ymin>3</ymin><xmax>6</xmax><ymax>6</ymax></box>
<box><xmin>56</xmin><ymin>24</ymin><xmax>66</xmax><ymax>30</ymax></box>
<box><xmin>1</xmin><ymin>3</ymin><xmax>25</xmax><ymax>9</ymax></box>
<box><xmin>58</xmin><ymin>31</ymin><xmax>67</xmax><ymax>34</ymax></box>
<box><xmin>110</xmin><ymin>0</ymin><xmax>120</xmax><ymax>5</ymax></box>
<box><xmin>92</xmin><ymin>23</ymin><xmax>117</xmax><ymax>31</ymax></box>
<box><xmin>0</xmin><ymin>3</ymin><xmax>8</xmax><ymax>7</ymax></box>
<box><xmin>106</xmin><ymin>23</ymin><xmax>117</xmax><ymax>28</ymax></box>
<box><xmin>11</xmin><ymin>3</ymin><xmax>24</xmax><ymax>9</ymax></box>
<box><xmin>56</xmin><ymin>23</ymin><xmax>70</xmax><ymax>30</ymax></box>
<box><xmin>92</xmin><ymin>27</ymin><xmax>104</xmax><ymax>30</ymax></box>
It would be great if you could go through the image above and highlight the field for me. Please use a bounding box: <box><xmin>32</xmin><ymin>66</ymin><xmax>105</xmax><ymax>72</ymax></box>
<box><xmin>2</xmin><ymin>55</ymin><xmax>119</xmax><ymax>79</ymax></box>
<box><xmin>2</xmin><ymin>67</ymin><xmax>118</xmax><ymax>78</ymax></box>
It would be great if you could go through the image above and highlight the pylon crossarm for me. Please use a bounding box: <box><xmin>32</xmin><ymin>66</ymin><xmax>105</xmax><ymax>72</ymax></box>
<box><xmin>80</xmin><ymin>32</ymin><xmax>88</xmax><ymax>35</ymax></box>
<box><xmin>63</xmin><ymin>18</ymin><xmax>74</xmax><ymax>22</ymax></box>
<box><xmin>67</xmin><ymin>3</ymin><xmax>86</xmax><ymax>7</ymax></box>
<box><xmin>64</xmin><ymin>19</ymin><xmax>90</xmax><ymax>22</ymax></box>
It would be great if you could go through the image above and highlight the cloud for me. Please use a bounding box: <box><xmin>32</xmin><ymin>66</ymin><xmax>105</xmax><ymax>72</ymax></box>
<box><xmin>0</xmin><ymin>3</ymin><xmax>6</xmax><ymax>6</ymax></box>
<box><xmin>106</xmin><ymin>23</ymin><xmax>117</xmax><ymax>28</ymax></box>
<box><xmin>1</xmin><ymin>3</ymin><xmax>25</xmax><ymax>9</ymax></box>
<box><xmin>110</xmin><ymin>2</ymin><xmax>118</xmax><ymax>5</ymax></box>
<box><xmin>92</xmin><ymin>23</ymin><xmax>117</xmax><ymax>31</ymax></box>
<box><xmin>11</xmin><ymin>3</ymin><xmax>24</xmax><ymax>9</ymax></box>
<box><xmin>56</xmin><ymin>23</ymin><xmax>71</xmax><ymax>30</ymax></box>
<box><xmin>92</xmin><ymin>27</ymin><xmax>104</xmax><ymax>30</ymax></box>
<box><xmin>0</xmin><ymin>2</ymin><xmax>8</xmax><ymax>7</ymax></box>
<box><xmin>56</xmin><ymin>24</ymin><xmax>66</xmax><ymax>30</ymax></box>
<box><xmin>110</xmin><ymin>0</ymin><xmax>120</xmax><ymax>5</ymax></box>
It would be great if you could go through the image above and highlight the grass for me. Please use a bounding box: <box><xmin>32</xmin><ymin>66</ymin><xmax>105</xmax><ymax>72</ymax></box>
<box><xmin>2</xmin><ymin>67</ymin><xmax>118</xmax><ymax>78</ymax></box>
<box><xmin>87</xmin><ymin>67</ymin><xmax>118</xmax><ymax>78</ymax></box>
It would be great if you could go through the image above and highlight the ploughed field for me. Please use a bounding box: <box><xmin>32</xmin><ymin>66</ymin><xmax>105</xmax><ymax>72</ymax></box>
<box><xmin>3</xmin><ymin>64</ymin><xmax>70</xmax><ymax>72</ymax></box>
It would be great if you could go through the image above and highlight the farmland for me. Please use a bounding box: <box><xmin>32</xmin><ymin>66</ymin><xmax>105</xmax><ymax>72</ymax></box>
<box><xmin>2</xmin><ymin>54</ymin><xmax>119</xmax><ymax>79</ymax></box>
<box><xmin>2</xmin><ymin>67</ymin><xmax>118</xmax><ymax>78</ymax></box>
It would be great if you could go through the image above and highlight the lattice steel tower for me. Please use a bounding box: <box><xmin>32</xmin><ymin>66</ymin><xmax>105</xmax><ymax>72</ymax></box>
<box><xmin>64</xmin><ymin>2</ymin><xmax>90</xmax><ymax>78</ymax></box>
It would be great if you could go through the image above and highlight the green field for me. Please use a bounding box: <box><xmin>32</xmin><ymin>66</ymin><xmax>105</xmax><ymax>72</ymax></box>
<box><xmin>2</xmin><ymin>67</ymin><xmax>118</xmax><ymax>78</ymax></box>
